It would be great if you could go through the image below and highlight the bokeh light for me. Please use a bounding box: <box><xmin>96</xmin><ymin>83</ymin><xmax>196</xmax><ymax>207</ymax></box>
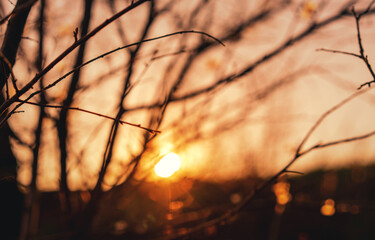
<box><xmin>321</xmin><ymin>198</ymin><xmax>335</xmax><ymax>216</ymax></box>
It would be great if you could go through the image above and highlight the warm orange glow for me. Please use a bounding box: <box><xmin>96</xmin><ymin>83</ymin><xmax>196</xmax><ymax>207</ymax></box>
<box><xmin>154</xmin><ymin>153</ymin><xmax>181</xmax><ymax>178</ymax></box>
<box><xmin>272</xmin><ymin>181</ymin><xmax>291</xmax><ymax>215</ymax></box>
<box><xmin>321</xmin><ymin>198</ymin><xmax>335</xmax><ymax>216</ymax></box>
<box><xmin>301</xmin><ymin>1</ymin><xmax>317</xmax><ymax>19</ymax></box>
<box><xmin>169</xmin><ymin>201</ymin><xmax>184</xmax><ymax>211</ymax></box>
<box><xmin>273</xmin><ymin>182</ymin><xmax>291</xmax><ymax>205</ymax></box>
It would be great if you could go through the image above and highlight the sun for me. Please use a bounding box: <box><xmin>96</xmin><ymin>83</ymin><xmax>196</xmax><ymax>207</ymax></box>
<box><xmin>154</xmin><ymin>153</ymin><xmax>181</xmax><ymax>178</ymax></box>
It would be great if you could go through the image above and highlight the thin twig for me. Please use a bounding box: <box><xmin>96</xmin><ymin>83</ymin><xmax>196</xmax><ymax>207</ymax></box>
<box><xmin>126</xmin><ymin>1</ymin><xmax>374</xmax><ymax>113</ymax></box>
<box><xmin>316</xmin><ymin>48</ymin><xmax>361</xmax><ymax>59</ymax></box>
<box><xmin>0</xmin><ymin>0</ymin><xmax>151</xmax><ymax>116</ymax></box>
<box><xmin>318</xmin><ymin>5</ymin><xmax>375</xmax><ymax>90</ymax></box>
<box><xmin>306</xmin><ymin>129</ymin><xmax>375</xmax><ymax>152</ymax></box>
<box><xmin>352</xmin><ymin>6</ymin><xmax>375</xmax><ymax>89</ymax></box>
<box><xmin>0</xmin><ymin>30</ymin><xmax>224</xmax><ymax>124</ymax></box>
<box><xmin>41</xmin><ymin>30</ymin><xmax>223</xmax><ymax>94</ymax></box>
<box><xmin>283</xmin><ymin>170</ymin><xmax>304</xmax><ymax>175</ymax></box>
<box><xmin>358</xmin><ymin>0</ymin><xmax>375</xmax><ymax>17</ymax></box>
<box><xmin>167</xmin><ymin>88</ymin><xmax>374</xmax><ymax>240</ymax></box>
<box><xmin>295</xmin><ymin>89</ymin><xmax>367</xmax><ymax>156</ymax></box>
<box><xmin>17</xmin><ymin>100</ymin><xmax>161</xmax><ymax>134</ymax></box>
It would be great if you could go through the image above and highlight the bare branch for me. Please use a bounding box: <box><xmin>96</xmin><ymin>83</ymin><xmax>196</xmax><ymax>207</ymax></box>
<box><xmin>317</xmin><ymin>5</ymin><xmax>375</xmax><ymax>90</ymax></box>
<box><xmin>350</xmin><ymin>6</ymin><xmax>375</xmax><ymax>89</ymax></box>
<box><xmin>0</xmin><ymin>0</ymin><xmax>34</xmax><ymax>90</ymax></box>
<box><xmin>0</xmin><ymin>0</ymin><xmax>36</xmax><ymax>25</ymax></box>
<box><xmin>167</xmin><ymin>87</ymin><xmax>375</xmax><ymax>239</ymax></box>
<box><xmin>126</xmin><ymin>2</ymin><xmax>370</xmax><ymax>112</ymax></box>
<box><xmin>283</xmin><ymin>170</ymin><xmax>304</xmax><ymax>175</ymax></box>
<box><xmin>0</xmin><ymin>0</ymin><xmax>151</xmax><ymax>116</ymax></box>
<box><xmin>0</xmin><ymin>30</ymin><xmax>224</xmax><ymax>124</ymax></box>
<box><xmin>295</xmin><ymin>89</ymin><xmax>368</xmax><ymax>156</ymax></box>
<box><xmin>316</xmin><ymin>48</ymin><xmax>361</xmax><ymax>59</ymax></box>
<box><xmin>17</xmin><ymin>100</ymin><xmax>161</xmax><ymax>134</ymax></box>
<box><xmin>299</xmin><ymin>128</ymin><xmax>375</xmax><ymax>157</ymax></box>
<box><xmin>358</xmin><ymin>0</ymin><xmax>375</xmax><ymax>17</ymax></box>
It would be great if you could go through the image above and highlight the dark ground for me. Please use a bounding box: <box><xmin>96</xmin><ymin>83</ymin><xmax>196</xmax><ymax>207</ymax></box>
<box><xmin>3</xmin><ymin>164</ymin><xmax>375</xmax><ymax>240</ymax></box>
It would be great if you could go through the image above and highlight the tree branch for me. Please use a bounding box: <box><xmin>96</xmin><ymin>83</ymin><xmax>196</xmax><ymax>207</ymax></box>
<box><xmin>17</xmin><ymin>100</ymin><xmax>161</xmax><ymax>134</ymax></box>
<box><xmin>0</xmin><ymin>0</ymin><xmax>34</xmax><ymax>90</ymax></box>
<box><xmin>0</xmin><ymin>30</ymin><xmax>224</xmax><ymax>125</ymax></box>
<box><xmin>126</xmin><ymin>1</ymin><xmax>369</xmax><ymax>112</ymax></box>
<box><xmin>0</xmin><ymin>0</ymin><xmax>151</xmax><ymax>116</ymax></box>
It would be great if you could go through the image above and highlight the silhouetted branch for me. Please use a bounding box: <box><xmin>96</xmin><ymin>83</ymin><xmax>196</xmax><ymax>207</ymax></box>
<box><xmin>19</xmin><ymin>1</ymin><xmax>46</xmax><ymax>238</ymax></box>
<box><xmin>80</xmin><ymin>1</ymin><xmax>157</xmax><ymax>236</ymax></box>
<box><xmin>283</xmin><ymin>170</ymin><xmax>304</xmax><ymax>175</ymax></box>
<box><xmin>295</xmin><ymin>89</ymin><xmax>367</xmax><ymax>156</ymax></box>
<box><xmin>0</xmin><ymin>0</ymin><xmax>34</xmax><ymax>90</ymax></box>
<box><xmin>0</xmin><ymin>0</ymin><xmax>36</xmax><ymax>25</ymax></box>
<box><xmin>318</xmin><ymin>3</ymin><xmax>375</xmax><ymax>90</ymax></box>
<box><xmin>5</xmin><ymin>0</ymin><xmax>375</xmax><ymax>239</ymax></box>
<box><xmin>0</xmin><ymin>30</ymin><xmax>224</xmax><ymax>126</ymax></box>
<box><xmin>57</xmin><ymin>0</ymin><xmax>95</xmax><ymax>215</ymax></box>
<box><xmin>127</xmin><ymin>1</ymin><xmax>372</xmax><ymax>112</ymax></box>
<box><xmin>45</xmin><ymin>30</ymin><xmax>223</xmax><ymax>89</ymax></box>
<box><xmin>357</xmin><ymin>0</ymin><xmax>375</xmax><ymax>17</ymax></box>
<box><xmin>316</xmin><ymin>48</ymin><xmax>361</xmax><ymax>59</ymax></box>
<box><xmin>167</xmin><ymin>87</ymin><xmax>375</xmax><ymax>240</ymax></box>
<box><xmin>0</xmin><ymin>0</ymin><xmax>151</xmax><ymax>116</ymax></box>
<box><xmin>352</xmin><ymin>5</ymin><xmax>375</xmax><ymax>89</ymax></box>
<box><xmin>242</xmin><ymin>90</ymin><xmax>372</xmax><ymax>211</ymax></box>
<box><xmin>18</xmin><ymin>100</ymin><xmax>161</xmax><ymax>134</ymax></box>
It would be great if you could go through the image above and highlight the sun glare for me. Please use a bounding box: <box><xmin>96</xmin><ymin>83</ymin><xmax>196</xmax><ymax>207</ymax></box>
<box><xmin>154</xmin><ymin>153</ymin><xmax>181</xmax><ymax>178</ymax></box>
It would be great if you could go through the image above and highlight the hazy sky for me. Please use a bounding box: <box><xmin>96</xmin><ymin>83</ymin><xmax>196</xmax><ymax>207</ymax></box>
<box><xmin>5</xmin><ymin>0</ymin><xmax>375</xmax><ymax>190</ymax></box>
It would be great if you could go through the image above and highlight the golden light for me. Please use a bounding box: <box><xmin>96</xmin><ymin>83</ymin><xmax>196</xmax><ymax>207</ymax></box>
<box><xmin>272</xmin><ymin>181</ymin><xmax>291</xmax><ymax>215</ymax></box>
<box><xmin>154</xmin><ymin>153</ymin><xmax>181</xmax><ymax>178</ymax></box>
<box><xmin>273</xmin><ymin>182</ymin><xmax>291</xmax><ymax>205</ymax></box>
<box><xmin>321</xmin><ymin>198</ymin><xmax>335</xmax><ymax>216</ymax></box>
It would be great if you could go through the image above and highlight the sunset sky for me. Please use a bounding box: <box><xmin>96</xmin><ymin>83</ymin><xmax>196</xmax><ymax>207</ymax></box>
<box><xmin>3</xmin><ymin>0</ymin><xmax>375</xmax><ymax>191</ymax></box>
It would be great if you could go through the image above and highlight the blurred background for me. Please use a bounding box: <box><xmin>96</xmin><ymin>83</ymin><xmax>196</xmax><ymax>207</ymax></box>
<box><xmin>1</xmin><ymin>0</ymin><xmax>375</xmax><ymax>239</ymax></box>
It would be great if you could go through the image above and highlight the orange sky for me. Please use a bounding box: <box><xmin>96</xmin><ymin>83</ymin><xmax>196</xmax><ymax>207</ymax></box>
<box><xmin>5</xmin><ymin>0</ymin><xmax>375</xmax><ymax>190</ymax></box>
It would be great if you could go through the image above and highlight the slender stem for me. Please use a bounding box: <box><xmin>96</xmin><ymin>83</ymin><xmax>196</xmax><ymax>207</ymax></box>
<box><xmin>19</xmin><ymin>100</ymin><xmax>160</xmax><ymax>133</ymax></box>
<box><xmin>0</xmin><ymin>0</ymin><xmax>150</xmax><ymax>115</ymax></box>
